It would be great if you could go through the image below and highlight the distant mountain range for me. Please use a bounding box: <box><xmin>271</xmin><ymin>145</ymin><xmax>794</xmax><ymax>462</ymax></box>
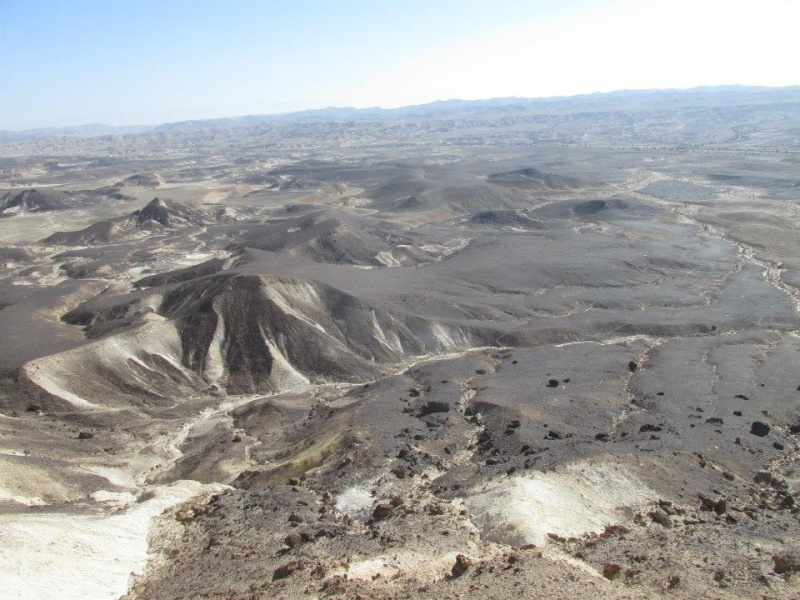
<box><xmin>0</xmin><ymin>122</ymin><xmax>153</xmax><ymax>142</ymax></box>
<box><xmin>3</xmin><ymin>85</ymin><xmax>799</xmax><ymax>142</ymax></box>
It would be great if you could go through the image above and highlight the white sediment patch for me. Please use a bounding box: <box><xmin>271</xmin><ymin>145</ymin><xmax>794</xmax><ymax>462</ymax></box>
<box><xmin>0</xmin><ymin>481</ymin><xmax>229</xmax><ymax>600</ymax></box>
<box><xmin>340</xmin><ymin>550</ymin><xmax>469</xmax><ymax>582</ymax></box>
<box><xmin>203</xmin><ymin>302</ymin><xmax>227</xmax><ymax>384</ymax></box>
<box><xmin>335</xmin><ymin>485</ymin><xmax>374</xmax><ymax>518</ymax></box>
<box><xmin>23</xmin><ymin>359</ymin><xmax>96</xmax><ymax>409</ymax></box>
<box><xmin>375</xmin><ymin>250</ymin><xmax>402</xmax><ymax>267</ymax></box>
<box><xmin>258</xmin><ymin>328</ymin><xmax>311</xmax><ymax>391</ymax></box>
<box><xmin>370</xmin><ymin>310</ymin><xmax>403</xmax><ymax>354</ymax></box>
<box><xmin>466</xmin><ymin>460</ymin><xmax>655</xmax><ymax>547</ymax></box>
<box><xmin>429</xmin><ymin>322</ymin><xmax>470</xmax><ymax>352</ymax></box>
<box><xmin>23</xmin><ymin>320</ymin><xmax>189</xmax><ymax>410</ymax></box>
<box><xmin>264</xmin><ymin>282</ymin><xmax>328</xmax><ymax>334</ymax></box>
<box><xmin>555</xmin><ymin>334</ymin><xmax>662</xmax><ymax>348</ymax></box>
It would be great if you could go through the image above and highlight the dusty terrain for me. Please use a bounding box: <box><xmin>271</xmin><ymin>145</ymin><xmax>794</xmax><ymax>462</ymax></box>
<box><xmin>1</xmin><ymin>86</ymin><xmax>800</xmax><ymax>599</ymax></box>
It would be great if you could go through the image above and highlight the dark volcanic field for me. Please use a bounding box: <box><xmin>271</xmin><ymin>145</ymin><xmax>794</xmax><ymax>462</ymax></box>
<box><xmin>1</xmin><ymin>87</ymin><xmax>800</xmax><ymax>599</ymax></box>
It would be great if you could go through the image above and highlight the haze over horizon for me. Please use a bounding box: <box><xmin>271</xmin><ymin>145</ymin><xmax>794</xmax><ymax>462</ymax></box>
<box><xmin>1</xmin><ymin>0</ymin><xmax>798</xmax><ymax>131</ymax></box>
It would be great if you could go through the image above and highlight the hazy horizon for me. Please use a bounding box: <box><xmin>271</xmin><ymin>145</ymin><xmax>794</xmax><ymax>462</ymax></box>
<box><xmin>3</xmin><ymin>83</ymin><xmax>799</xmax><ymax>134</ymax></box>
<box><xmin>2</xmin><ymin>0</ymin><xmax>798</xmax><ymax>131</ymax></box>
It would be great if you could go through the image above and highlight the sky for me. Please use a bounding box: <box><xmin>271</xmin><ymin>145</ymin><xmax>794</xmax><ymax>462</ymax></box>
<box><xmin>0</xmin><ymin>0</ymin><xmax>798</xmax><ymax>130</ymax></box>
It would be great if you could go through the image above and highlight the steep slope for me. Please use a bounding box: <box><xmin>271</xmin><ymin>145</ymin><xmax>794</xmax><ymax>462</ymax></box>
<box><xmin>0</xmin><ymin>189</ymin><xmax>71</xmax><ymax>217</ymax></box>
<box><xmin>40</xmin><ymin>197</ymin><xmax>212</xmax><ymax>246</ymax></box>
<box><xmin>232</xmin><ymin>210</ymin><xmax>452</xmax><ymax>266</ymax></box>
<box><xmin>487</xmin><ymin>167</ymin><xmax>584</xmax><ymax>190</ymax></box>
<box><xmin>25</xmin><ymin>273</ymin><xmax>478</xmax><ymax>408</ymax></box>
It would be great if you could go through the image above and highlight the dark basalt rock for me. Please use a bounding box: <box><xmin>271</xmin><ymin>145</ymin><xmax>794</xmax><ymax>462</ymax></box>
<box><xmin>773</xmin><ymin>549</ymin><xmax>800</xmax><ymax>574</ymax></box>
<box><xmin>417</xmin><ymin>401</ymin><xmax>450</xmax><ymax>417</ymax></box>
<box><xmin>372</xmin><ymin>504</ymin><xmax>394</xmax><ymax>520</ymax></box>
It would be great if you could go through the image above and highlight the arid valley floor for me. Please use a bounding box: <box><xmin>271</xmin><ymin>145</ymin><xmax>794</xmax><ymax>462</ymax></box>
<box><xmin>1</xmin><ymin>87</ymin><xmax>800</xmax><ymax>599</ymax></box>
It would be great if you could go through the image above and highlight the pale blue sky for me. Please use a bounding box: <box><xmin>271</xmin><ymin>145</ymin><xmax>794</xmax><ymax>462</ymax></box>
<box><xmin>1</xmin><ymin>0</ymin><xmax>797</xmax><ymax>130</ymax></box>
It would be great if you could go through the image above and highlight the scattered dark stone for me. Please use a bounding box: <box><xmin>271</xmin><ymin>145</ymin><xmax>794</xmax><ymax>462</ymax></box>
<box><xmin>755</xmin><ymin>471</ymin><xmax>774</xmax><ymax>485</ymax></box>
<box><xmin>511</xmin><ymin>360</ymin><xmax>518</xmax><ymax>364</ymax></box>
<box><xmin>547</xmin><ymin>379</ymin><xmax>559</xmax><ymax>388</ymax></box>
<box><xmin>750</xmin><ymin>422</ymin><xmax>770</xmax><ymax>437</ymax></box>
<box><xmin>508</xmin><ymin>419</ymin><xmax>521</xmax><ymax>429</ymax></box>
<box><xmin>25</xmin><ymin>404</ymin><xmax>42</xmax><ymax>413</ymax></box>
<box><xmin>417</xmin><ymin>401</ymin><xmax>450</xmax><ymax>417</ymax></box>
<box><xmin>713</xmin><ymin>498</ymin><xmax>727</xmax><ymax>515</ymax></box>
<box><xmin>372</xmin><ymin>504</ymin><xmax>394</xmax><ymax>521</ymax></box>
<box><xmin>545</xmin><ymin>430</ymin><xmax>563</xmax><ymax>440</ymax></box>
<box><xmin>232</xmin><ymin>434</ymin><xmax>242</xmax><ymax>442</ymax></box>
<box><xmin>450</xmin><ymin>554</ymin><xmax>472</xmax><ymax>578</ymax></box>
<box><xmin>735</xmin><ymin>394</ymin><xmax>749</xmax><ymax>400</ymax></box>
<box><xmin>475</xmin><ymin>369</ymin><xmax>486</xmax><ymax>375</ymax></box>
<box><xmin>656</xmin><ymin>392</ymin><xmax>665</xmax><ymax>396</ymax></box>
<box><xmin>773</xmin><ymin>549</ymin><xmax>800</xmax><ymax>574</ymax></box>
<box><xmin>284</xmin><ymin>533</ymin><xmax>302</xmax><ymax>549</ymax></box>
<box><xmin>603</xmin><ymin>563</ymin><xmax>622</xmax><ymax>580</ymax></box>
<box><xmin>649</xmin><ymin>509</ymin><xmax>672</xmax><ymax>527</ymax></box>
<box><xmin>699</xmin><ymin>496</ymin><xmax>727</xmax><ymax>515</ymax></box>
<box><xmin>713</xmin><ymin>570</ymin><xmax>725</xmax><ymax>583</ymax></box>
<box><xmin>300</xmin><ymin>531</ymin><xmax>315</xmax><ymax>543</ymax></box>
<box><xmin>773</xmin><ymin>442</ymin><xmax>785</xmax><ymax>451</ymax></box>
<box><xmin>563</xmin><ymin>378</ymin><xmax>571</xmax><ymax>383</ymax></box>
<box><xmin>408</xmin><ymin>388</ymin><xmax>420</xmax><ymax>398</ymax></box>
<box><xmin>288</xmin><ymin>512</ymin><xmax>303</xmax><ymax>524</ymax></box>
<box><xmin>390</xmin><ymin>466</ymin><xmax>407</xmax><ymax>479</ymax></box>
<box><xmin>273</xmin><ymin>561</ymin><xmax>303</xmax><ymax>581</ymax></box>
<box><xmin>789</xmin><ymin>424</ymin><xmax>800</xmax><ymax>434</ymax></box>
<box><xmin>603</xmin><ymin>524</ymin><xmax>630</xmax><ymax>536</ymax></box>
<box><xmin>77</xmin><ymin>431</ymin><xmax>94</xmax><ymax>440</ymax></box>
<box><xmin>628</xmin><ymin>361</ymin><xmax>639</xmax><ymax>373</ymax></box>
<box><xmin>733</xmin><ymin>411</ymin><xmax>742</xmax><ymax>416</ymax></box>
<box><xmin>595</xmin><ymin>433</ymin><xmax>610</xmax><ymax>442</ymax></box>
<box><xmin>667</xmin><ymin>574</ymin><xmax>681</xmax><ymax>589</ymax></box>
<box><xmin>639</xmin><ymin>424</ymin><xmax>662</xmax><ymax>433</ymax></box>
<box><xmin>705</xmin><ymin>417</ymin><xmax>723</xmax><ymax>425</ymax></box>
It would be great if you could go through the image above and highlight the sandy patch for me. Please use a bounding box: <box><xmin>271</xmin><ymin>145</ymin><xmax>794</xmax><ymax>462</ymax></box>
<box><xmin>0</xmin><ymin>480</ymin><xmax>228</xmax><ymax>600</ymax></box>
<box><xmin>335</xmin><ymin>485</ymin><xmax>374</xmax><ymax>518</ymax></box>
<box><xmin>466</xmin><ymin>460</ymin><xmax>656</xmax><ymax>547</ymax></box>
